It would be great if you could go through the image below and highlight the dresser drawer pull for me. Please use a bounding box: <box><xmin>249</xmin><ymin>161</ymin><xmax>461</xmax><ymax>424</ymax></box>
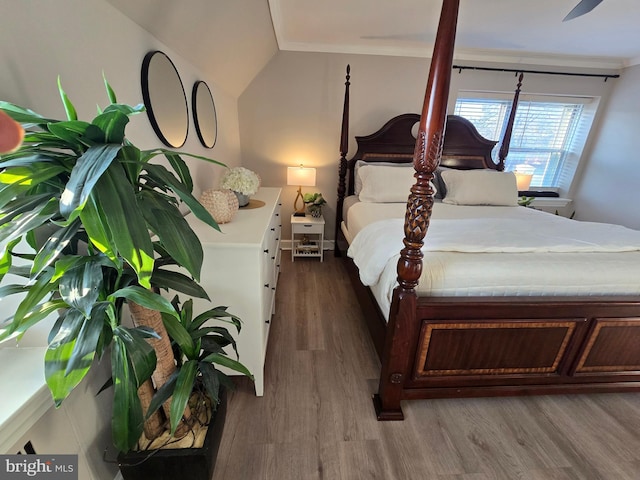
<box><xmin>271</xmin><ymin>227</ymin><xmax>275</xmax><ymax>231</ymax></box>
<box><xmin>264</xmin><ymin>283</ymin><xmax>270</xmax><ymax>288</ymax></box>
<box><xmin>265</xmin><ymin>319</ymin><xmax>270</xmax><ymax>324</ymax></box>
<box><xmin>263</xmin><ymin>249</ymin><xmax>269</xmax><ymax>254</ymax></box>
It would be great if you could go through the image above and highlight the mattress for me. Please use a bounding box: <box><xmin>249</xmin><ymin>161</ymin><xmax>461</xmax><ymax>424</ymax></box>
<box><xmin>345</xmin><ymin>201</ymin><xmax>640</xmax><ymax>319</ymax></box>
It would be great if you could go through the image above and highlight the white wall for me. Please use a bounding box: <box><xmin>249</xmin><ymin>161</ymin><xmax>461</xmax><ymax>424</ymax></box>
<box><xmin>573</xmin><ymin>64</ymin><xmax>640</xmax><ymax>229</ymax></box>
<box><xmin>239</xmin><ymin>51</ymin><xmax>618</xmax><ymax>242</ymax></box>
<box><xmin>0</xmin><ymin>0</ymin><xmax>242</xmax><ymax>195</ymax></box>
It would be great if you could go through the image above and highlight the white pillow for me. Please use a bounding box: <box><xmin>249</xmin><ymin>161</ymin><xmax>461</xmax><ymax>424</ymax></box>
<box><xmin>441</xmin><ymin>169</ymin><xmax>518</xmax><ymax>206</ymax></box>
<box><xmin>358</xmin><ymin>165</ymin><xmax>415</xmax><ymax>203</ymax></box>
<box><xmin>354</xmin><ymin>160</ymin><xmax>412</xmax><ymax>195</ymax></box>
<box><xmin>358</xmin><ymin>165</ymin><xmax>437</xmax><ymax>203</ymax></box>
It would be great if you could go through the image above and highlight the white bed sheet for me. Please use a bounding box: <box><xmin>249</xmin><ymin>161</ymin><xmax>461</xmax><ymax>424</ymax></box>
<box><xmin>344</xmin><ymin>201</ymin><xmax>640</xmax><ymax>319</ymax></box>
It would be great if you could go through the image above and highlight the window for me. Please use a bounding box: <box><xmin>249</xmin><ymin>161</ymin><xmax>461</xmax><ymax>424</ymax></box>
<box><xmin>454</xmin><ymin>92</ymin><xmax>597</xmax><ymax>195</ymax></box>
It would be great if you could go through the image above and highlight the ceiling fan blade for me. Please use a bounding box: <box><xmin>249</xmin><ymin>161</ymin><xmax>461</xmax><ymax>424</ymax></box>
<box><xmin>563</xmin><ymin>0</ymin><xmax>604</xmax><ymax>22</ymax></box>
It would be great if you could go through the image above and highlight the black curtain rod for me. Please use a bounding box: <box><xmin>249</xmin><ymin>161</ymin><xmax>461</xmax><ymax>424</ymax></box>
<box><xmin>453</xmin><ymin>64</ymin><xmax>619</xmax><ymax>81</ymax></box>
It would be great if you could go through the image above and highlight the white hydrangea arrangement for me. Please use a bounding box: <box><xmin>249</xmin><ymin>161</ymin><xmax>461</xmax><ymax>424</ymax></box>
<box><xmin>220</xmin><ymin>166</ymin><xmax>260</xmax><ymax>195</ymax></box>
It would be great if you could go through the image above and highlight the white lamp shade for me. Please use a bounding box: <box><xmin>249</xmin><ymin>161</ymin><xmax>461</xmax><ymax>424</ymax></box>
<box><xmin>513</xmin><ymin>164</ymin><xmax>534</xmax><ymax>191</ymax></box>
<box><xmin>287</xmin><ymin>166</ymin><xmax>316</xmax><ymax>187</ymax></box>
<box><xmin>514</xmin><ymin>172</ymin><xmax>533</xmax><ymax>191</ymax></box>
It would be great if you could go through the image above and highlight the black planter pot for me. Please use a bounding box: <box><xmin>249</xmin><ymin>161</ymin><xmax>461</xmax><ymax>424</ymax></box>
<box><xmin>117</xmin><ymin>389</ymin><xmax>227</xmax><ymax>480</ymax></box>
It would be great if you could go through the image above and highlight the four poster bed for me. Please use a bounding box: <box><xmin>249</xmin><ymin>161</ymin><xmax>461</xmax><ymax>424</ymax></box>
<box><xmin>335</xmin><ymin>0</ymin><xmax>640</xmax><ymax>420</ymax></box>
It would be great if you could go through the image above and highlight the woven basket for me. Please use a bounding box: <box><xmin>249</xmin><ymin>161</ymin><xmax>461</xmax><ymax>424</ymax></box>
<box><xmin>199</xmin><ymin>189</ymin><xmax>239</xmax><ymax>224</ymax></box>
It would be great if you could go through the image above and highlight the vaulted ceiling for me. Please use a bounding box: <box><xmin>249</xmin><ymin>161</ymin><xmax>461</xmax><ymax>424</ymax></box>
<box><xmin>107</xmin><ymin>0</ymin><xmax>640</xmax><ymax>97</ymax></box>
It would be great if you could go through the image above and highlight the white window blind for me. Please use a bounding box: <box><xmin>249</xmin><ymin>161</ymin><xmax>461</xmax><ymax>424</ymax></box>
<box><xmin>454</xmin><ymin>93</ymin><xmax>596</xmax><ymax>193</ymax></box>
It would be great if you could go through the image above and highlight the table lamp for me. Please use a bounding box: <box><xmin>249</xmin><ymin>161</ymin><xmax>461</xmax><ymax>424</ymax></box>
<box><xmin>514</xmin><ymin>165</ymin><xmax>534</xmax><ymax>192</ymax></box>
<box><xmin>287</xmin><ymin>165</ymin><xmax>316</xmax><ymax>216</ymax></box>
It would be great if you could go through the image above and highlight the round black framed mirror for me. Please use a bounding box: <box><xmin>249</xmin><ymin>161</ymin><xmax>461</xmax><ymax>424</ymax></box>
<box><xmin>141</xmin><ymin>50</ymin><xmax>189</xmax><ymax>148</ymax></box>
<box><xmin>192</xmin><ymin>81</ymin><xmax>217</xmax><ymax>149</ymax></box>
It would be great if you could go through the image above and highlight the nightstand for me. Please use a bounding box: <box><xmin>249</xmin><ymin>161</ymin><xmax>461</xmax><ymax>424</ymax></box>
<box><xmin>291</xmin><ymin>214</ymin><xmax>325</xmax><ymax>262</ymax></box>
<box><xmin>528</xmin><ymin>197</ymin><xmax>574</xmax><ymax>217</ymax></box>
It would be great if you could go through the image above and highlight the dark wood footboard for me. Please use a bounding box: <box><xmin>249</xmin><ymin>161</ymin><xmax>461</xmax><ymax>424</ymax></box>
<box><xmin>373</xmin><ymin>296</ymin><xmax>640</xmax><ymax>419</ymax></box>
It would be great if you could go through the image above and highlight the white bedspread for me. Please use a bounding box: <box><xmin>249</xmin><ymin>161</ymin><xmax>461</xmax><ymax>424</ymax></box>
<box><xmin>346</xmin><ymin>204</ymin><xmax>640</xmax><ymax>318</ymax></box>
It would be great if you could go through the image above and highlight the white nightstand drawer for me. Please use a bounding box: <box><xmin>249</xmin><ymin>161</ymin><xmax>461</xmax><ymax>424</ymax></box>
<box><xmin>296</xmin><ymin>222</ymin><xmax>324</xmax><ymax>234</ymax></box>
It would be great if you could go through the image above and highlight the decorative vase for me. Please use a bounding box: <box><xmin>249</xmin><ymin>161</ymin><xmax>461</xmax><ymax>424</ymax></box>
<box><xmin>233</xmin><ymin>191</ymin><xmax>250</xmax><ymax>207</ymax></box>
<box><xmin>308</xmin><ymin>206</ymin><xmax>322</xmax><ymax>218</ymax></box>
<box><xmin>199</xmin><ymin>189</ymin><xmax>239</xmax><ymax>223</ymax></box>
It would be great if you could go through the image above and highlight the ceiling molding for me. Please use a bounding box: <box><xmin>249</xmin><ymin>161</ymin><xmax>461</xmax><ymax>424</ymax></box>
<box><xmin>276</xmin><ymin>40</ymin><xmax>625</xmax><ymax>72</ymax></box>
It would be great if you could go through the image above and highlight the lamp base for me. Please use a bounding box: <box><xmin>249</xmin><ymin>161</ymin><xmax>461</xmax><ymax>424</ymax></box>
<box><xmin>293</xmin><ymin>187</ymin><xmax>306</xmax><ymax>217</ymax></box>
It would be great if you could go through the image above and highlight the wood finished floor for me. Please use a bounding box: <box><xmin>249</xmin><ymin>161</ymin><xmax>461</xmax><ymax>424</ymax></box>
<box><xmin>213</xmin><ymin>254</ymin><xmax>640</xmax><ymax>480</ymax></box>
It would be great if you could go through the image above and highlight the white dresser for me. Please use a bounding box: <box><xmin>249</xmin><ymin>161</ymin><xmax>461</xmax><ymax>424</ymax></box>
<box><xmin>187</xmin><ymin>187</ymin><xmax>282</xmax><ymax>396</ymax></box>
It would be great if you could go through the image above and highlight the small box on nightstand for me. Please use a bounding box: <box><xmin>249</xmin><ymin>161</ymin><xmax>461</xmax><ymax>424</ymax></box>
<box><xmin>291</xmin><ymin>214</ymin><xmax>325</xmax><ymax>262</ymax></box>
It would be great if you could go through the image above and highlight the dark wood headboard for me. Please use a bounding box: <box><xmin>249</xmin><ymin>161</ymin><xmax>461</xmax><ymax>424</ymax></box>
<box><xmin>343</xmin><ymin>113</ymin><xmax>500</xmax><ymax>197</ymax></box>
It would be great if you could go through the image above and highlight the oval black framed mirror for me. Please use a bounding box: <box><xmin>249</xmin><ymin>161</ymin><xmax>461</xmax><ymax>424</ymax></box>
<box><xmin>141</xmin><ymin>50</ymin><xmax>189</xmax><ymax>148</ymax></box>
<box><xmin>192</xmin><ymin>81</ymin><xmax>217</xmax><ymax>149</ymax></box>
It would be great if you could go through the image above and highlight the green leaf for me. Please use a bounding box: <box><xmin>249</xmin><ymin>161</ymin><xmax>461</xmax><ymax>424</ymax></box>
<box><xmin>144</xmin><ymin>163</ymin><xmax>220</xmax><ymax>232</ymax></box>
<box><xmin>0</xmin><ymin>197</ymin><xmax>57</xmax><ymax>250</ymax></box>
<box><xmin>103</xmin><ymin>74</ymin><xmax>117</xmax><ymax>104</ymax></box>
<box><xmin>195</xmin><ymin>326</ymin><xmax>238</xmax><ymax>357</ymax></box>
<box><xmin>138</xmin><ymin>190</ymin><xmax>204</xmax><ymax>280</ymax></box>
<box><xmin>199</xmin><ymin>362</ymin><xmax>221</xmax><ymax>405</ymax></box>
<box><xmin>59</xmin><ymin>144</ymin><xmax>121</xmax><ymax>219</ymax></box>
<box><xmin>192</xmin><ymin>306</ymin><xmax>242</xmax><ymax>333</ymax></box>
<box><xmin>0</xmin><ymin>101</ymin><xmax>57</xmax><ymax>125</ymax></box>
<box><xmin>47</xmin><ymin>120</ymin><xmax>93</xmax><ymax>148</ymax></box>
<box><xmin>31</xmin><ymin>218</ymin><xmax>82</xmax><ymax>278</ymax></box>
<box><xmin>79</xmin><ymin>194</ymin><xmax>118</xmax><ymax>263</ymax></box>
<box><xmin>13</xmin><ymin>268</ymin><xmax>56</xmax><ymax>327</ymax></box>
<box><xmin>102</xmin><ymin>103</ymin><xmax>145</xmax><ymax>116</ymax></box>
<box><xmin>52</xmin><ymin>255</ymin><xmax>116</xmax><ymax>282</ymax></box>
<box><xmin>0</xmin><ymin>299</ymin><xmax>66</xmax><ymax>341</ymax></box>
<box><xmin>113</xmin><ymin>326</ymin><xmax>157</xmax><ymax>387</ymax></box>
<box><xmin>151</xmin><ymin>269</ymin><xmax>209</xmax><ymax>300</ymax></box>
<box><xmin>118</xmin><ymin>145</ymin><xmax>142</xmax><ymax>184</ymax></box>
<box><xmin>111</xmin><ymin>336</ymin><xmax>144</xmax><ymax>452</ymax></box>
<box><xmin>47</xmin><ymin>308</ymin><xmax>84</xmax><ymax>349</ymax></box>
<box><xmin>144</xmin><ymin>371</ymin><xmax>177</xmax><ymax>421</ymax></box>
<box><xmin>169</xmin><ymin>360</ymin><xmax>198</xmax><ymax>435</ymax></box>
<box><xmin>0</xmin><ymin>238</ymin><xmax>21</xmax><ymax>281</ymax></box>
<box><xmin>201</xmin><ymin>352</ymin><xmax>253</xmax><ymax>379</ymax></box>
<box><xmin>45</xmin><ymin>334</ymin><xmax>94</xmax><ymax>407</ymax></box>
<box><xmin>92</xmin><ymin>162</ymin><xmax>154</xmax><ymax>288</ymax></box>
<box><xmin>57</xmin><ymin>77</ymin><xmax>77</xmax><ymax>121</ymax></box>
<box><xmin>58</xmin><ymin>260</ymin><xmax>103</xmax><ymax>317</ymax></box>
<box><xmin>65</xmin><ymin>302</ymin><xmax>109</xmax><ymax>375</ymax></box>
<box><xmin>0</xmin><ymin>164</ymin><xmax>65</xmax><ymax>212</ymax></box>
<box><xmin>163</xmin><ymin>152</ymin><xmax>193</xmax><ymax>192</ymax></box>
<box><xmin>91</xmin><ymin>110</ymin><xmax>129</xmax><ymax>144</ymax></box>
<box><xmin>110</xmin><ymin>286</ymin><xmax>179</xmax><ymax>319</ymax></box>
<box><xmin>160</xmin><ymin>312</ymin><xmax>196</xmax><ymax>359</ymax></box>
<box><xmin>0</xmin><ymin>193</ymin><xmax>54</xmax><ymax>227</ymax></box>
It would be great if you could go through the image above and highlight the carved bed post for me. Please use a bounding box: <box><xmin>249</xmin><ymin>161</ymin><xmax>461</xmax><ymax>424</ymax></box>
<box><xmin>335</xmin><ymin>65</ymin><xmax>351</xmax><ymax>257</ymax></box>
<box><xmin>373</xmin><ymin>0</ymin><xmax>460</xmax><ymax>420</ymax></box>
<box><xmin>497</xmin><ymin>72</ymin><xmax>523</xmax><ymax>170</ymax></box>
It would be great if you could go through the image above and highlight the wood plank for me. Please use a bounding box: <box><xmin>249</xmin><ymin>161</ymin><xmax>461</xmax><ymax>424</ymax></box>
<box><xmin>213</xmin><ymin>255</ymin><xmax>640</xmax><ymax>480</ymax></box>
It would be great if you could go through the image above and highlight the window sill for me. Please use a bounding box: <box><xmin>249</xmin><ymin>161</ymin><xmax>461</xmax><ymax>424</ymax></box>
<box><xmin>0</xmin><ymin>347</ymin><xmax>50</xmax><ymax>453</ymax></box>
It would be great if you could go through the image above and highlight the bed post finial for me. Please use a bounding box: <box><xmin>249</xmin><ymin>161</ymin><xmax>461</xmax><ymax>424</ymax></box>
<box><xmin>497</xmin><ymin>72</ymin><xmax>524</xmax><ymax>171</ymax></box>
<box><xmin>335</xmin><ymin>64</ymin><xmax>351</xmax><ymax>256</ymax></box>
<box><xmin>375</xmin><ymin>0</ymin><xmax>461</xmax><ymax>421</ymax></box>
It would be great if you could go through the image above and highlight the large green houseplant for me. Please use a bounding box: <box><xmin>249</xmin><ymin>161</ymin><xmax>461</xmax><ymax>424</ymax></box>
<box><xmin>0</xmin><ymin>77</ymin><xmax>251</xmax><ymax>458</ymax></box>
